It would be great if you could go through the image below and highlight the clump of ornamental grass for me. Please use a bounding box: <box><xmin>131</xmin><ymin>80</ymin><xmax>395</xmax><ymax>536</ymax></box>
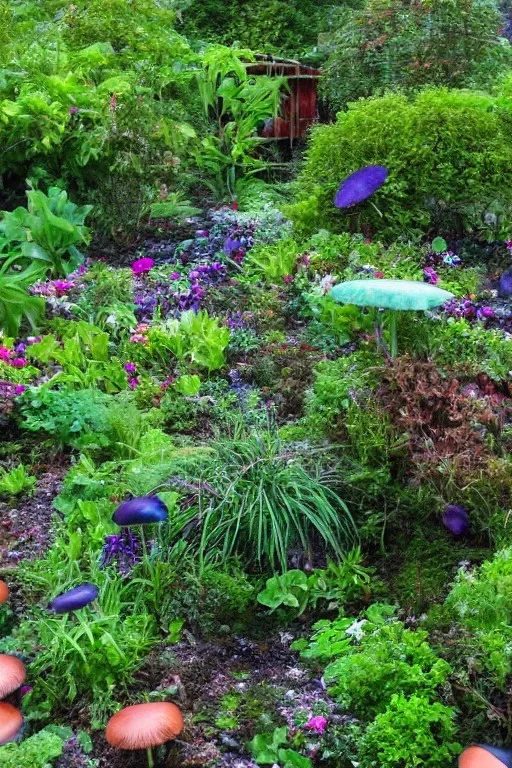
<box><xmin>196</xmin><ymin>429</ymin><xmax>356</xmax><ymax>571</ymax></box>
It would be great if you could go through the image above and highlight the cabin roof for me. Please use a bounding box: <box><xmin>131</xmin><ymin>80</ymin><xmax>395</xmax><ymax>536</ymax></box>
<box><xmin>244</xmin><ymin>54</ymin><xmax>321</xmax><ymax>78</ymax></box>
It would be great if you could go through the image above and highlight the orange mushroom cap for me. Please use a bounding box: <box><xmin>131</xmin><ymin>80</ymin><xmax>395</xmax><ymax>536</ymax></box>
<box><xmin>0</xmin><ymin>655</ymin><xmax>26</xmax><ymax>698</ymax></box>
<box><xmin>0</xmin><ymin>702</ymin><xmax>22</xmax><ymax>745</ymax></box>
<box><xmin>0</xmin><ymin>581</ymin><xmax>9</xmax><ymax>605</ymax></box>
<box><xmin>105</xmin><ymin>702</ymin><xmax>184</xmax><ymax>750</ymax></box>
<box><xmin>459</xmin><ymin>746</ymin><xmax>510</xmax><ymax>768</ymax></box>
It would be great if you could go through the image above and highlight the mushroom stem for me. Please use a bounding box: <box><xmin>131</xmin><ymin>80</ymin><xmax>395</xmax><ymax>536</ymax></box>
<box><xmin>388</xmin><ymin>310</ymin><xmax>398</xmax><ymax>358</ymax></box>
<box><xmin>146</xmin><ymin>746</ymin><xmax>154</xmax><ymax>768</ymax></box>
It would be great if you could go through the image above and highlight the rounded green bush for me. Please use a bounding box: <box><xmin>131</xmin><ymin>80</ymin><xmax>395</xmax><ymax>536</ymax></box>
<box><xmin>290</xmin><ymin>89</ymin><xmax>512</xmax><ymax>240</ymax></box>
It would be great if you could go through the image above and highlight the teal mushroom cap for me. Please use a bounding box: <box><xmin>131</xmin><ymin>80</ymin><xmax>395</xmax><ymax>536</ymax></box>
<box><xmin>330</xmin><ymin>279</ymin><xmax>454</xmax><ymax>357</ymax></box>
<box><xmin>330</xmin><ymin>279</ymin><xmax>454</xmax><ymax>311</ymax></box>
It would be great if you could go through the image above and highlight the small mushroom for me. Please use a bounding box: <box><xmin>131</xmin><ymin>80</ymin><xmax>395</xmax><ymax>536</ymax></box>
<box><xmin>334</xmin><ymin>165</ymin><xmax>389</xmax><ymax>209</ymax></box>
<box><xmin>330</xmin><ymin>279</ymin><xmax>454</xmax><ymax>357</ymax></box>
<box><xmin>442</xmin><ymin>504</ymin><xmax>470</xmax><ymax>536</ymax></box>
<box><xmin>112</xmin><ymin>496</ymin><xmax>168</xmax><ymax>526</ymax></box>
<box><xmin>0</xmin><ymin>581</ymin><xmax>9</xmax><ymax>605</ymax></box>
<box><xmin>0</xmin><ymin>655</ymin><xmax>26</xmax><ymax>699</ymax></box>
<box><xmin>0</xmin><ymin>702</ymin><xmax>23</xmax><ymax>745</ymax></box>
<box><xmin>105</xmin><ymin>701</ymin><xmax>184</xmax><ymax>768</ymax></box>
<box><xmin>459</xmin><ymin>744</ymin><xmax>512</xmax><ymax>768</ymax></box>
<box><xmin>48</xmin><ymin>583</ymin><xmax>99</xmax><ymax>614</ymax></box>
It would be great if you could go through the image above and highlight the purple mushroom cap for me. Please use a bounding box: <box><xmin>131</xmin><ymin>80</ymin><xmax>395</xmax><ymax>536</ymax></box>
<box><xmin>499</xmin><ymin>268</ymin><xmax>512</xmax><ymax>297</ymax></box>
<box><xmin>334</xmin><ymin>165</ymin><xmax>389</xmax><ymax>209</ymax></box>
<box><xmin>442</xmin><ymin>504</ymin><xmax>470</xmax><ymax>536</ymax></box>
<box><xmin>112</xmin><ymin>495</ymin><xmax>168</xmax><ymax>526</ymax></box>
<box><xmin>48</xmin><ymin>583</ymin><xmax>99</xmax><ymax>613</ymax></box>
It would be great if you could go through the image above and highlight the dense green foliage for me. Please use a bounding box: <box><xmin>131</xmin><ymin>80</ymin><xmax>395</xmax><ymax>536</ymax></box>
<box><xmin>322</xmin><ymin>0</ymin><xmax>509</xmax><ymax>111</ymax></box>
<box><xmin>292</xmin><ymin>89</ymin><xmax>512</xmax><ymax>239</ymax></box>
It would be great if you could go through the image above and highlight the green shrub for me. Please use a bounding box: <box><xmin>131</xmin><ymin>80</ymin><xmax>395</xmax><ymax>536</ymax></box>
<box><xmin>323</xmin><ymin>622</ymin><xmax>452</xmax><ymax>719</ymax></box>
<box><xmin>358</xmin><ymin>694</ymin><xmax>461</xmax><ymax>768</ymax></box>
<box><xmin>161</xmin><ymin>562</ymin><xmax>255</xmax><ymax>635</ymax></box>
<box><xmin>292</xmin><ymin>89</ymin><xmax>512</xmax><ymax>240</ymax></box>
<box><xmin>0</xmin><ymin>726</ymin><xmax>67</xmax><ymax>768</ymax></box>
<box><xmin>445</xmin><ymin>547</ymin><xmax>512</xmax><ymax>688</ymax></box>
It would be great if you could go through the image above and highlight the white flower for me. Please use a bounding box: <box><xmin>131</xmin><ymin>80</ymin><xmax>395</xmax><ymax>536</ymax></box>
<box><xmin>345</xmin><ymin>619</ymin><xmax>367</xmax><ymax>641</ymax></box>
<box><xmin>319</xmin><ymin>274</ymin><xmax>337</xmax><ymax>294</ymax></box>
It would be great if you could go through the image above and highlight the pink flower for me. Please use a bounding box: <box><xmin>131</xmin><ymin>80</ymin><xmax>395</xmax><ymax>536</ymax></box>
<box><xmin>10</xmin><ymin>358</ymin><xmax>28</xmax><ymax>368</ymax></box>
<box><xmin>283</xmin><ymin>274</ymin><xmax>294</xmax><ymax>284</ymax></box>
<box><xmin>304</xmin><ymin>716</ymin><xmax>328</xmax><ymax>734</ymax></box>
<box><xmin>374</xmin><ymin>271</ymin><xmax>384</xmax><ymax>278</ymax></box>
<box><xmin>132</xmin><ymin>258</ymin><xmax>154</xmax><ymax>276</ymax></box>
<box><xmin>129</xmin><ymin>334</ymin><xmax>147</xmax><ymax>344</ymax></box>
<box><xmin>14</xmin><ymin>385</ymin><xmax>26</xmax><ymax>396</ymax></box>
<box><xmin>53</xmin><ymin>279</ymin><xmax>75</xmax><ymax>295</ymax></box>
<box><xmin>0</xmin><ymin>347</ymin><xmax>13</xmax><ymax>362</ymax></box>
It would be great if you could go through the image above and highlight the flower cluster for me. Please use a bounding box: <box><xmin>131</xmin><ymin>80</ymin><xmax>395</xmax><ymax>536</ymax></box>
<box><xmin>132</xmin><ymin>257</ymin><xmax>155</xmax><ymax>276</ymax></box>
<box><xmin>423</xmin><ymin>267</ymin><xmax>439</xmax><ymax>285</ymax></box>
<box><xmin>0</xmin><ymin>380</ymin><xmax>26</xmax><ymax>398</ymax></box>
<box><xmin>443</xmin><ymin>298</ymin><xmax>495</xmax><ymax>321</ymax></box>
<box><xmin>0</xmin><ymin>345</ymin><xmax>29</xmax><ymax>368</ymax></box>
<box><xmin>130</xmin><ymin>323</ymin><xmax>150</xmax><ymax>344</ymax></box>
<box><xmin>424</xmin><ymin>249</ymin><xmax>461</xmax><ymax>268</ymax></box>
<box><xmin>100</xmin><ymin>531</ymin><xmax>140</xmax><ymax>574</ymax></box>
<box><xmin>30</xmin><ymin>265</ymin><xmax>87</xmax><ymax>297</ymax></box>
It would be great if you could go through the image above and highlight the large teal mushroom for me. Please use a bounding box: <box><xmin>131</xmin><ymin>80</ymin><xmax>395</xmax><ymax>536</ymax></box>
<box><xmin>330</xmin><ymin>279</ymin><xmax>454</xmax><ymax>357</ymax></box>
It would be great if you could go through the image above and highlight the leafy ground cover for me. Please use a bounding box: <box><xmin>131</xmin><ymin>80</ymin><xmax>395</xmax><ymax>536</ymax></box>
<box><xmin>2</xmin><ymin>2</ymin><xmax>512</xmax><ymax>768</ymax></box>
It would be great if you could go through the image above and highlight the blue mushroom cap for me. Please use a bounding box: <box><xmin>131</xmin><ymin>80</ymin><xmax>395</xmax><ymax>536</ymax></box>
<box><xmin>334</xmin><ymin>165</ymin><xmax>389</xmax><ymax>209</ymax></box>
<box><xmin>112</xmin><ymin>495</ymin><xmax>168</xmax><ymax>526</ymax></box>
<box><xmin>48</xmin><ymin>583</ymin><xmax>99</xmax><ymax>614</ymax></box>
<box><xmin>442</xmin><ymin>504</ymin><xmax>470</xmax><ymax>536</ymax></box>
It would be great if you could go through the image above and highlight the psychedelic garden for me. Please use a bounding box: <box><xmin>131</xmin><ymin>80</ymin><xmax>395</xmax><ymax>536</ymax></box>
<box><xmin>2</xmin><ymin>1</ymin><xmax>512</xmax><ymax>767</ymax></box>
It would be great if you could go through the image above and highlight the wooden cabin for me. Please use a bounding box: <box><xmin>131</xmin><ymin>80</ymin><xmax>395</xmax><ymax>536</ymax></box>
<box><xmin>245</xmin><ymin>55</ymin><xmax>321</xmax><ymax>142</ymax></box>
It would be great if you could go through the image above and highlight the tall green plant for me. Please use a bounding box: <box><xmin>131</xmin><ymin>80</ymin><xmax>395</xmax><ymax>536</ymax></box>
<box><xmin>197</xmin><ymin>431</ymin><xmax>356</xmax><ymax>570</ymax></box>
<box><xmin>195</xmin><ymin>45</ymin><xmax>286</xmax><ymax>201</ymax></box>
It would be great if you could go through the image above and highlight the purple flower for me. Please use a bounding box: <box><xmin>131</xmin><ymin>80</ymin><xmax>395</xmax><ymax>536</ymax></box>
<box><xmin>26</xmin><ymin>336</ymin><xmax>42</xmax><ymax>345</ymax></box>
<box><xmin>195</xmin><ymin>230</ymin><xmax>209</xmax><ymax>238</ymax></box>
<box><xmin>304</xmin><ymin>715</ymin><xmax>328</xmax><ymax>734</ymax></box>
<box><xmin>132</xmin><ymin>258</ymin><xmax>155</xmax><ymax>276</ymax></box>
<box><xmin>100</xmin><ymin>531</ymin><xmax>140</xmax><ymax>574</ymax></box>
<box><xmin>423</xmin><ymin>267</ymin><xmax>439</xmax><ymax>285</ymax></box>
<box><xmin>14</xmin><ymin>343</ymin><xmax>26</xmax><ymax>355</ymax></box>
<box><xmin>10</xmin><ymin>358</ymin><xmax>28</xmax><ymax>369</ymax></box>
<box><xmin>223</xmin><ymin>237</ymin><xmax>242</xmax><ymax>256</ymax></box>
<box><xmin>170</xmin><ymin>272</ymin><xmax>181</xmax><ymax>280</ymax></box>
<box><xmin>53</xmin><ymin>279</ymin><xmax>74</xmax><ymax>295</ymax></box>
<box><xmin>124</xmin><ymin>362</ymin><xmax>137</xmax><ymax>375</ymax></box>
<box><xmin>69</xmin><ymin>106</ymin><xmax>79</xmax><ymax>115</ymax></box>
<box><xmin>334</xmin><ymin>166</ymin><xmax>388</xmax><ymax>209</ymax></box>
<box><xmin>189</xmin><ymin>270</ymin><xmax>200</xmax><ymax>280</ymax></box>
<box><xmin>128</xmin><ymin>377</ymin><xmax>139</xmax><ymax>390</ymax></box>
<box><xmin>442</xmin><ymin>504</ymin><xmax>470</xmax><ymax>536</ymax></box>
<box><xmin>0</xmin><ymin>381</ymin><xmax>26</xmax><ymax>398</ymax></box>
<box><xmin>442</xmin><ymin>251</ymin><xmax>461</xmax><ymax>266</ymax></box>
<box><xmin>477</xmin><ymin>306</ymin><xmax>495</xmax><ymax>320</ymax></box>
<box><xmin>48</xmin><ymin>583</ymin><xmax>99</xmax><ymax>613</ymax></box>
<box><xmin>283</xmin><ymin>274</ymin><xmax>294</xmax><ymax>284</ymax></box>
